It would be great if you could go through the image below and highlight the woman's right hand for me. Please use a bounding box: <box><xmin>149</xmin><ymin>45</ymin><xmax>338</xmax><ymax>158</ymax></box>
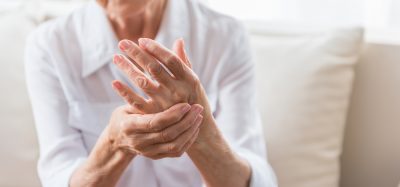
<box><xmin>106</xmin><ymin>102</ymin><xmax>203</xmax><ymax>159</ymax></box>
<box><xmin>71</xmin><ymin>103</ymin><xmax>203</xmax><ymax>187</ymax></box>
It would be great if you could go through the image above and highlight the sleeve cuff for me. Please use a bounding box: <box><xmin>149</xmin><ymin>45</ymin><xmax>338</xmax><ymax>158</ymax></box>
<box><xmin>40</xmin><ymin>157</ymin><xmax>87</xmax><ymax>187</ymax></box>
<box><xmin>237</xmin><ymin>148</ymin><xmax>277</xmax><ymax>187</ymax></box>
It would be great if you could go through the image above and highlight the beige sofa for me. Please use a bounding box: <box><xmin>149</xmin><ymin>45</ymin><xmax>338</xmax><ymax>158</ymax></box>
<box><xmin>0</xmin><ymin>2</ymin><xmax>399</xmax><ymax>187</ymax></box>
<box><xmin>341</xmin><ymin>43</ymin><xmax>400</xmax><ymax>187</ymax></box>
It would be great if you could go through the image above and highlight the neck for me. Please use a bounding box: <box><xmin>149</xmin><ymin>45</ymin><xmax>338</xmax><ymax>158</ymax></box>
<box><xmin>103</xmin><ymin>0</ymin><xmax>167</xmax><ymax>42</ymax></box>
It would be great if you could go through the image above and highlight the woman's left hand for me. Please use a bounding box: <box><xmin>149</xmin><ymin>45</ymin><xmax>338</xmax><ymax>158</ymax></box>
<box><xmin>113</xmin><ymin>38</ymin><xmax>212</xmax><ymax>124</ymax></box>
<box><xmin>112</xmin><ymin>38</ymin><xmax>252</xmax><ymax>187</ymax></box>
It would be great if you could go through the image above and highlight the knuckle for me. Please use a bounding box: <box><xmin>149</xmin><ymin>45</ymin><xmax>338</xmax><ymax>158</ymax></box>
<box><xmin>148</xmin><ymin>114</ymin><xmax>164</xmax><ymax>131</ymax></box>
<box><xmin>172</xmin><ymin>91</ymin><xmax>187</xmax><ymax>101</ymax></box>
<box><xmin>120</xmin><ymin>120</ymin><xmax>132</xmax><ymax>134</ymax></box>
<box><xmin>129</xmin><ymin>48</ymin><xmax>141</xmax><ymax>59</ymax></box>
<box><xmin>126</xmin><ymin>98</ymin><xmax>144</xmax><ymax>110</ymax></box>
<box><xmin>147</xmin><ymin>62</ymin><xmax>162</xmax><ymax>75</ymax></box>
<box><xmin>133</xmin><ymin>103</ymin><xmax>144</xmax><ymax>110</ymax></box>
<box><xmin>147</xmin><ymin>117</ymin><xmax>156</xmax><ymax>131</ymax></box>
<box><xmin>160</xmin><ymin>131</ymin><xmax>172</xmax><ymax>142</ymax></box>
<box><xmin>135</xmin><ymin>77</ymin><xmax>148</xmax><ymax>88</ymax></box>
<box><xmin>128</xmin><ymin>69</ymin><xmax>137</xmax><ymax>79</ymax></box>
<box><xmin>147</xmin><ymin>122</ymin><xmax>154</xmax><ymax>132</ymax></box>
<box><xmin>125</xmin><ymin>149</ymin><xmax>138</xmax><ymax>155</ymax></box>
<box><xmin>168</xmin><ymin>144</ymin><xmax>180</xmax><ymax>153</ymax></box>
<box><xmin>147</xmin><ymin>43</ymin><xmax>157</xmax><ymax>52</ymax></box>
<box><xmin>128</xmin><ymin>138</ymin><xmax>138</xmax><ymax>148</ymax></box>
<box><xmin>131</xmin><ymin>142</ymin><xmax>142</xmax><ymax>151</ymax></box>
<box><xmin>166</xmin><ymin>55</ymin><xmax>179</xmax><ymax>67</ymax></box>
<box><xmin>127</xmin><ymin>98</ymin><xmax>135</xmax><ymax>107</ymax></box>
<box><xmin>126</xmin><ymin>96</ymin><xmax>136</xmax><ymax>105</ymax></box>
<box><xmin>120</xmin><ymin>89</ymin><xmax>128</xmax><ymax>97</ymax></box>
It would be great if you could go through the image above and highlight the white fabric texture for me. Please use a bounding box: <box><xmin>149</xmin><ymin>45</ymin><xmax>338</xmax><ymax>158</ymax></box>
<box><xmin>0</xmin><ymin>9</ymin><xmax>41</xmax><ymax>187</ymax></box>
<box><xmin>24</xmin><ymin>0</ymin><xmax>276</xmax><ymax>187</ymax></box>
<box><xmin>247</xmin><ymin>23</ymin><xmax>363</xmax><ymax>187</ymax></box>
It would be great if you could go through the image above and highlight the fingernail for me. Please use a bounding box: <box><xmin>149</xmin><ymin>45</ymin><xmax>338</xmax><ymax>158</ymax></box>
<box><xmin>138</xmin><ymin>38</ymin><xmax>150</xmax><ymax>48</ymax></box>
<box><xmin>195</xmin><ymin>115</ymin><xmax>203</xmax><ymax>126</ymax></box>
<box><xmin>112</xmin><ymin>81</ymin><xmax>122</xmax><ymax>90</ymax></box>
<box><xmin>113</xmin><ymin>54</ymin><xmax>122</xmax><ymax>64</ymax></box>
<box><xmin>120</xmin><ymin>40</ymin><xmax>132</xmax><ymax>51</ymax></box>
<box><xmin>148</xmin><ymin>62</ymin><xmax>161</xmax><ymax>74</ymax></box>
<box><xmin>181</xmin><ymin>104</ymin><xmax>191</xmax><ymax>113</ymax></box>
<box><xmin>195</xmin><ymin>105</ymin><xmax>204</xmax><ymax>114</ymax></box>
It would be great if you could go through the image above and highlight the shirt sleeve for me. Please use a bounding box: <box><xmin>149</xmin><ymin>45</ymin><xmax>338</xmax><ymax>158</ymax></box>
<box><xmin>24</xmin><ymin>29</ymin><xmax>88</xmax><ymax>187</ymax></box>
<box><xmin>214</xmin><ymin>21</ymin><xmax>277</xmax><ymax>187</ymax></box>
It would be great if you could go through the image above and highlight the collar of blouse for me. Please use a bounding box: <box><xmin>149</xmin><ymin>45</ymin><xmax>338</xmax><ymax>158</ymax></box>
<box><xmin>80</xmin><ymin>0</ymin><xmax>189</xmax><ymax>78</ymax></box>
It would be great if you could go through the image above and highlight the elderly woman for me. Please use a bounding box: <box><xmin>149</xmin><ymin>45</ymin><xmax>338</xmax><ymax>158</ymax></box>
<box><xmin>25</xmin><ymin>0</ymin><xmax>276</xmax><ymax>186</ymax></box>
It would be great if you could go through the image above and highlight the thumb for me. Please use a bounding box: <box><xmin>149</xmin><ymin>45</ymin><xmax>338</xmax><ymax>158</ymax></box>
<box><xmin>173</xmin><ymin>38</ymin><xmax>192</xmax><ymax>69</ymax></box>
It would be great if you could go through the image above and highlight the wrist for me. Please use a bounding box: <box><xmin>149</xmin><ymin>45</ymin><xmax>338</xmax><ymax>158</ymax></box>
<box><xmin>188</xmin><ymin>115</ymin><xmax>223</xmax><ymax>153</ymax></box>
<box><xmin>87</xmin><ymin>126</ymin><xmax>135</xmax><ymax>173</ymax></box>
<box><xmin>105</xmin><ymin>122</ymin><xmax>138</xmax><ymax>157</ymax></box>
<box><xmin>185</xmin><ymin>117</ymin><xmax>252</xmax><ymax>187</ymax></box>
<box><xmin>71</xmin><ymin>126</ymin><xmax>135</xmax><ymax>187</ymax></box>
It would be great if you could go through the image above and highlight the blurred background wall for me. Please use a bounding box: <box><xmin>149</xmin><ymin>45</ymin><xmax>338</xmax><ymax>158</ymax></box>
<box><xmin>206</xmin><ymin>0</ymin><xmax>400</xmax><ymax>45</ymax></box>
<box><xmin>2</xmin><ymin>0</ymin><xmax>399</xmax><ymax>44</ymax></box>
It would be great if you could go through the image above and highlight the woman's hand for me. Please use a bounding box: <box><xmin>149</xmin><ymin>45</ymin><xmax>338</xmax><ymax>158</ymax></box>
<box><xmin>111</xmin><ymin>39</ymin><xmax>252</xmax><ymax>187</ymax></box>
<box><xmin>71</xmin><ymin>103</ymin><xmax>203</xmax><ymax>187</ymax></box>
<box><xmin>107</xmin><ymin>103</ymin><xmax>204</xmax><ymax>159</ymax></box>
<box><xmin>113</xmin><ymin>39</ymin><xmax>211</xmax><ymax>117</ymax></box>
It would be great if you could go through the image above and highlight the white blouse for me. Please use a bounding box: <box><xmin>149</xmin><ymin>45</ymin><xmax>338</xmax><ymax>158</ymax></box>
<box><xmin>24</xmin><ymin>0</ymin><xmax>276</xmax><ymax>186</ymax></box>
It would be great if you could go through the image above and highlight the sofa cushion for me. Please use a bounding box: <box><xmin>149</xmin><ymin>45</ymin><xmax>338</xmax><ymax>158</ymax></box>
<box><xmin>340</xmin><ymin>43</ymin><xmax>400</xmax><ymax>187</ymax></box>
<box><xmin>0</xmin><ymin>8</ymin><xmax>41</xmax><ymax>187</ymax></box>
<box><xmin>247</xmin><ymin>22</ymin><xmax>363</xmax><ymax>187</ymax></box>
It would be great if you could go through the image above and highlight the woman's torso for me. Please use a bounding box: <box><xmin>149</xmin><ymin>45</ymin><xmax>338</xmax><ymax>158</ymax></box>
<box><xmin>34</xmin><ymin>0</ymin><xmax>244</xmax><ymax>186</ymax></box>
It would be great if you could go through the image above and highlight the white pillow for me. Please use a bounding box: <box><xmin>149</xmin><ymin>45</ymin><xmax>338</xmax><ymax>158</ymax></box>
<box><xmin>247</xmin><ymin>22</ymin><xmax>363</xmax><ymax>187</ymax></box>
<box><xmin>0</xmin><ymin>9</ymin><xmax>41</xmax><ymax>187</ymax></box>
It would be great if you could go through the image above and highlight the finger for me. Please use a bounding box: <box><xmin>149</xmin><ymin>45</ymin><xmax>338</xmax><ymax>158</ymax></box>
<box><xmin>141</xmin><ymin>114</ymin><xmax>203</xmax><ymax>158</ymax></box>
<box><xmin>111</xmin><ymin>80</ymin><xmax>153</xmax><ymax>112</ymax></box>
<box><xmin>158</xmin><ymin>117</ymin><xmax>201</xmax><ymax>157</ymax></box>
<box><xmin>173</xmin><ymin>38</ymin><xmax>192</xmax><ymax>69</ymax></box>
<box><xmin>175</xmin><ymin>126</ymin><xmax>199</xmax><ymax>152</ymax></box>
<box><xmin>121</xmin><ymin>104</ymin><xmax>143</xmax><ymax>115</ymax></box>
<box><xmin>113</xmin><ymin>54</ymin><xmax>158</xmax><ymax>94</ymax></box>
<box><xmin>119</xmin><ymin>40</ymin><xmax>174</xmax><ymax>86</ymax></box>
<box><xmin>156</xmin><ymin>104</ymin><xmax>203</xmax><ymax>143</ymax></box>
<box><xmin>138</xmin><ymin>38</ymin><xmax>187</xmax><ymax>79</ymax></box>
<box><xmin>150</xmin><ymin>128</ymin><xmax>200</xmax><ymax>160</ymax></box>
<box><xmin>134</xmin><ymin>105</ymin><xmax>204</xmax><ymax>148</ymax></box>
<box><xmin>121</xmin><ymin>103</ymin><xmax>192</xmax><ymax>133</ymax></box>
